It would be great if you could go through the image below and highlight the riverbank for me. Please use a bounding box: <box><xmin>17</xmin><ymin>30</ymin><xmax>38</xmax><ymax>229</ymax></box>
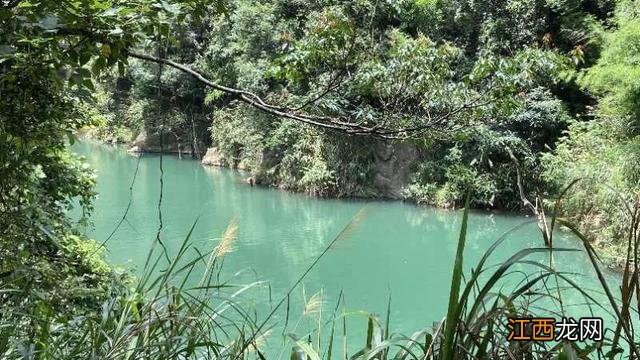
<box><xmin>195</xmin><ymin>144</ymin><xmax>639</xmax><ymax>272</ymax></box>
<box><xmin>77</xmin><ymin>132</ymin><xmax>631</xmax><ymax>272</ymax></box>
<box><xmin>80</xmin><ymin>126</ymin><xmax>511</xmax><ymax>208</ymax></box>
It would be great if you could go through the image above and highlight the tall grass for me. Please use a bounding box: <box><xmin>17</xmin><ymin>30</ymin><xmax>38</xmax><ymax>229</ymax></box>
<box><xmin>279</xmin><ymin>196</ymin><xmax>640</xmax><ymax>359</ymax></box>
<box><xmin>2</xmin><ymin>196</ymin><xmax>640</xmax><ymax>359</ymax></box>
<box><xmin>1</xmin><ymin>217</ymin><xmax>265</xmax><ymax>359</ymax></box>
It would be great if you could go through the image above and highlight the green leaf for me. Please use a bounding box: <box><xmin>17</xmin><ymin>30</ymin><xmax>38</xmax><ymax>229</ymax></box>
<box><xmin>441</xmin><ymin>195</ymin><xmax>470</xmax><ymax>360</ymax></box>
<box><xmin>76</xmin><ymin>68</ymin><xmax>91</xmax><ymax>79</ymax></box>
<box><xmin>100</xmin><ymin>44</ymin><xmax>111</xmax><ymax>57</ymax></box>
<box><xmin>79</xmin><ymin>52</ymin><xmax>92</xmax><ymax>66</ymax></box>
<box><xmin>66</xmin><ymin>131</ymin><xmax>76</xmax><ymax>145</ymax></box>
<box><xmin>82</xmin><ymin>79</ymin><xmax>95</xmax><ymax>92</ymax></box>
<box><xmin>100</xmin><ymin>7</ymin><xmax>121</xmax><ymax>17</ymax></box>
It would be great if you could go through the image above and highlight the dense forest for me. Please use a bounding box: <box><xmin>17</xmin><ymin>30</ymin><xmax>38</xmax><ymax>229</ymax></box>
<box><xmin>2</xmin><ymin>0</ymin><xmax>640</xmax><ymax>358</ymax></box>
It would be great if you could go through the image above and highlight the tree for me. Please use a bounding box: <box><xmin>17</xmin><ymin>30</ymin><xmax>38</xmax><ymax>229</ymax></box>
<box><xmin>543</xmin><ymin>0</ymin><xmax>640</xmax><ymax>258</ymax></box>
<box><xmin>0</xmin><ymin>0</ymin><xmax>219</xmax><ymax>347</ymax></box>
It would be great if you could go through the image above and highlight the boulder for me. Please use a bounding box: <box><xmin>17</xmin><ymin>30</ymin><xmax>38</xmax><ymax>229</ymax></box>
<box><xmin>128</xmin><ymin>129</ymin><xmax>205</xmax><ymax>157</ymax></box>
<box><xmin>373</xmin><ymin>141</ymin><xmax>418</xmax><ymax>199</ymax></box>
<box><xmin>201</xmin><ymin>147</ymin><xmax>228</xmax><ymax>167</ymax></box>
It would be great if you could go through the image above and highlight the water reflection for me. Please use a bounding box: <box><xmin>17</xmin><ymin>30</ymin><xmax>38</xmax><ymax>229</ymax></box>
<box><xmin>72</xmin><ymin>141</ymin><xmax>617</xmax><ymax>346</ymax></box>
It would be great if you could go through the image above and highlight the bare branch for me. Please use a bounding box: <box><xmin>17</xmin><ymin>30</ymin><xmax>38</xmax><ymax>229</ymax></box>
<box><xmin>506</xmin><ymin>146</ymin><xmax>551</xmax><ymax>246</ymax></box>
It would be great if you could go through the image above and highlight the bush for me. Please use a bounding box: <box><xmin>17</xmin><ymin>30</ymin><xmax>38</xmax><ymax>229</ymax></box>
<box><xmin>543</xmin><ymin>119</ymin><xmax>640</xmax><ymax>257</ymax></box>
<box><xmin>542</xmin><ymin>3</ymin><xmax>640</xmax><ymax>261</ymax></box>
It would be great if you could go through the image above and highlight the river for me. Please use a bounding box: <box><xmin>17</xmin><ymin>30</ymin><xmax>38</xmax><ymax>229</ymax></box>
<box><xmin>72</xmin><ymin>141</ymin><xmax>616</xmax><ymax>355</ymax></box>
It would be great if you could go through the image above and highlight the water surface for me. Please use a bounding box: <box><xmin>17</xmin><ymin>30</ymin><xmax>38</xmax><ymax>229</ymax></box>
<box><xmin>73</xmin><ymin>141</ymin><xmax>614</xmax><ymax>353</ymax></box>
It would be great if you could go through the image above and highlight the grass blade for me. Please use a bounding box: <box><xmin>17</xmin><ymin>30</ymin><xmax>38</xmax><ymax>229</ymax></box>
<box><xmin>441</xmin><ymin>195</ymin><xmax>470</xmax><ymax>360</ymax></box>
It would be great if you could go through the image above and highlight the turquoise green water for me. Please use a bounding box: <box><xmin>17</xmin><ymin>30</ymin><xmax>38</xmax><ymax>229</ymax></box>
<box><xmin>72</xmin><ymin>141</ymin><xmax>615</xmax><ymax>353</ymax></box>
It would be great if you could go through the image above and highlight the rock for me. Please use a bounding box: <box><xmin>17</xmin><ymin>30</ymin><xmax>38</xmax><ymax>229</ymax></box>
<box><xmin>201</xmin><ymin>147</ymin><xmax>228</xmax><ymax>167</ymax></box>
<box><xmin>236</xmin><ymin>160</ymin><xmax>250</xmax><ymax>171</ymax></box>
<box><xmin>373</xmin><ymin>141</ymin><xmax>418</xmax><ymax>199</ymax></box>
<box><xmin>202</xmin><ymin>146</ymin><xmax>280</xmax><ymax>172</ymax></box>
<box><xmin>128</xmin><ymin>129</ymin><xmax>205</xmax><ymax>157</ymax></box>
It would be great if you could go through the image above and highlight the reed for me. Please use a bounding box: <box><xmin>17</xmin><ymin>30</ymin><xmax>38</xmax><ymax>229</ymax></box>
<box><xmin>3</xmin><ymin>196</ymin><xmax>640</xmax><ymax>359</ymax></box>
<box><xmin>280</xmin><ymin>195</ymin><xmax>640</xmax><ymax>359</ymax></box>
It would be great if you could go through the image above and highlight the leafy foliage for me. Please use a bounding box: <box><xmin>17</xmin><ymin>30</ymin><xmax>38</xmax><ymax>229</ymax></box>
<box><xmin>0</xmin><ymin>0</ymin><xmax>221</xmax><ymax>351</ymax></box>
<box><xmin>210</xmin><ymin>104</ymin><xmax>377</xmax><ymax>197</ymax></box>
<box><xmin>175</xmin><ymin>0</ymin><xmax>587</xmax><ymax>207</ymax></box>
<box><xmin>543</xmin><ymin>0</ymin><xmax>640</xmax><ymax>260</ymax></box>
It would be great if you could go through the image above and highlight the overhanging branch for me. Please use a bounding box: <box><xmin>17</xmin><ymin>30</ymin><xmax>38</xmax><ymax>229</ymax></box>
<box><xmin>125</xmin><ymin>49</ymin><xmax>489</xmax><ymax>140</ymax></box>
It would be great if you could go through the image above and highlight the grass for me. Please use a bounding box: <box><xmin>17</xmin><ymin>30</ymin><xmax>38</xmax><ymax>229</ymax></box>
<box><xmin>2</xmin><ymin>194</ymin><xmax>640</xmax><ymax>359</ymax></box>
<box><xmin>279</xmin><ymin>193</ymin><xmax>640</xmax><ymax>359</ymax></box>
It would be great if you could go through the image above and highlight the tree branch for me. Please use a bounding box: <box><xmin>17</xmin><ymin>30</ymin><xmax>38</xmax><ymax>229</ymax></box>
<box><xmin>125</xmin><ymin>49</ymin><xmax>491</xmax><ymax>140</ymax></box>
<box><xmin>506</xmin><ymin>146</ymin><xmax>551</xmax><ymax>246</ymax></box>
<box><xmin>125</xmin><ymin>50</ymin><xmax>394</xmax><ymax>137</ymax></box>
